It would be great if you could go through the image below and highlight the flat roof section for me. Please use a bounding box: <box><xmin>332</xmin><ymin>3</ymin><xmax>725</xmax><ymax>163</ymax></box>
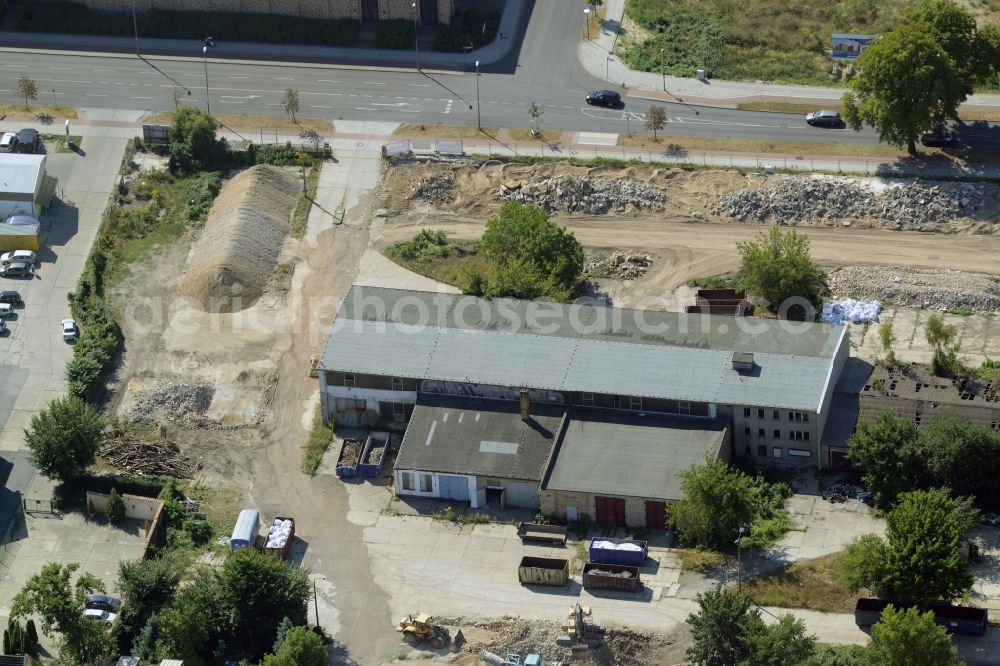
<box><xmin>0</xmin><ymin>154</ymin><xmax>44</xmax><ymax>197</ymax></box>
<box><xmin>395</xmin><ymin>396</ymin><xmax>566</xmax><ymax>481</ymax></box>
<box><xmin>544</xmin><ymin>412</ymin><xmax>729</xmax><ymax>501</ymax></box>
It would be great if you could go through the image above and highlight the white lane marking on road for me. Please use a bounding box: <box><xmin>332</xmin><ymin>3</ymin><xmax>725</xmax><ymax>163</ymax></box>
<box><xmin>130</xmin><ymin>96</ymin><xmax>154</xmax><ymax>100</ymax></box>
<box><xmin>310</xmin><ymin>105</ymin><xmax>334</xmax><ymax>109</ymax></box>
<box><xmin>371</xmin><ymin>102</ymin><xmax>411</xmax><ymax>107</ymax></box>
<box><xmin>409</xmin><ymin>83</ymin><xmax>431</xmax><ymax>86</ymax></box>
<box><xmin>220</xmin><ymin>95</ymin><xmax>260</xmax><ymax>99</ymax></box>
<box><xmin>273</xmin><ymin>77</ymin><xmax>295</xmax><ymax>81</ymax></box>
<box><xmin>443</xmin><ymin>99</ymin><xmax>454</xmax><ymax>114</ymax></box>
<box><xmin>562</xmin><ymin>106</ymin><xmax>573</xmax><ymax>109</ymax></box>
<box><xmin>672</xmin><ymin>115</ymin><xmax>785</xmax><ymax>128</ymax></box>
<box><xmin>355</xmin><ymin>107</ymin><xmax>377</xmax><ymax>111</ymax></box>
<box><xmin>35</xmin><ymin>78</ymin><xmax>91</xmax><ymax>84</ymax></box>
<box><xmin>425</xmin><ymin>421</ymin><xmax>437</xmax><ymax>446</ymax></box>
<box><xmin>228</xmin><ymin>76</ymin><xmax>250</xmax><ymax>79</ymax></box>
<box><xmin>363</xmin><ymin>81</ymin><xmax>387</xmax><ymax>85</ymax></box>
<box><xmin>94</xmin><ymin>69</ymin><xmax>117</xmax><ymax>72</ymax></box>
<box><xmin>2</xmin><ymin>64</ymin><xmax>25</xmax><ymax>68</ymax></box>
<box><xmin>85</xmin><ymin>94</ymin><xmax>109</xmax><ymax>97</ymax></box>
<box><xmin>48</xmin><ymin>66</ymin><xmax>72</xmax><ymax>70</ymax></box>
<box><xmin>218</xmin><ymin>100</ymin><xmax>247</xmax><ymax>104</ymax></box>
<box><xmin>362</xmin><ymin>94</ymin><xmax>373</xmax><ymax>98</ymax></box>
<box><xmin>399</xmin><ymin>109</ymin><xmax>420</xmax><ymax>113</ymax></box>
<box><xmin>317</xmin><ymin>79</ymin><xmax>340</xmax><ymax>83</ymax></box>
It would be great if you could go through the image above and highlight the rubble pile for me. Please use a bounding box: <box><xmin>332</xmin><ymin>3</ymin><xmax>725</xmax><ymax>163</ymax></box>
<box><xmin>588</xmin><ymin>568</ymin><xmax>636</xmax><ymax>578</ymax></box>
<box><xmin>714</xmin><ymin>177</ymin><xmax>985</xmax><ymax>226</ymax></box>
<box><xmin>828</xmin><ymin>265</ymin><xmax>1000</xmax><ymax>313</ymax></box>
<box><xmin>129</xmin><ymin>382</ymin><xmax>214</xmax><ymax>424</ymax></box>
<box><xmin>585</xmin><ymin>251</ymin><xmax>653</xmax><ymax>280</ymax></box>
<box><xmin>339</xmin><ymin>440</ymin><xmax>363</xmax><ymax>467</ymax></box>
<box><xmin>365</xmin><ymin>445</ymin><xmax>384</xmax><ymax>465</ymax></box>
<box><xmin>499</xmin><ymin>176</ymin><xmax>665</xmax><ymax>214</ymax></box>
<box><xmin>100</xmin><ymin>430</ymin><xmax>199</xmax><ymax>478</ymax></box>
<box><xmin>408</xmin><ymin>171</ymin><xmax>456</xmax><ymax>203</ymax></box>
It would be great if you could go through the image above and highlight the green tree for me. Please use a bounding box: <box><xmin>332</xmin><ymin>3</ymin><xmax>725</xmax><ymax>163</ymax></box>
<box><xmin>921</xmin><ymin>413</ymin><xmax>1000</xmax><ymax>509</ymax></box>
<box><xmin>864</xmin><ymin>605</ymin><xmax>962</xmax><ymax>666</ymax></box>
<box><xmin>23</xmin><ymin>396</ymin><xmax>106</xmax><ymax>483</ymax></box>
<box><xmin>670</xmin><ymin>459</ymin><xmax>756</xmax><ymax>549</ymax></box>
<box><xmin>169</xmin><ymin>106</ymin><xmax>222</xmax><ymax>174</ymax></box>
<box><xmin>476</xmin><ymin>202</ymin><xmax>584</xmax><ymax>301</ymax></box>
<box><xmin>282</xmin><ymin>88</ymin><xmax>300</xmax><ymax>123</ymax></box>
<box><xmin>802</xmin><ymin>644</ymin><xmax>866</xmax><ymax>666</ymax></box>
<box><xmin>114</xmin><ymin>558</ymin><xmax>181</xmax><ymax>653</ymax></box>
<box><xmin>645</xmin><ymin>105</ymin><xmax>667</xmax><ymax>140</ymax></box>
<box><xmin>842</xmin><ymin>25</ymin><xmax>966</xmax><ymax>154</ymax></box>
<box><xmin>270</xmin><ymin>626</ymin><xmax>327</xmax><ymax>666</ymax></box>
<box><xmin>220</xmin><ymin>548</ymin><xmax>311</xmax><ymax>660</ymax></box>
<box><xmin>527</xmin><ymin>101</ymin><xmax>542</xmax><ymax>137</ymax></box>
<box><xmin>877</xmin><ymin>320</ymin><xmax>897</xmax><ymax>366</ymax></box>
<box><xmin>976</xmin><ymin>23</ymin><xmax>1000</xmax><ymax>86</ymax></box>
<box><xmin>686</xmin><ymin>589</ymin><xmax>763</xmax><ymax>666</ymax></box>
<box><xmin>747</xmin><ymin>613</ymin><xmax>816</xmax><ymax>666</ymax></box>
<box><xmin>11</xmin><ymin>563</ymin><xmax>114</xmax><ymax>664</ymax></box>
<box><xmin>151</xmin><ymin>570</ymin><xmax>219</xmax><ymax>665</ymax></box>
<box><xmin>25</xmin><ymin>619</ymin><xmax>38</xmax><ymax>655</ymax></box>
<box><xmin>847</xmin><ymin>412</ymin><xmax>924</xmax><ymax>507</ymax></box>
<box><xmin>16</xmin><ymin>76</ymin><xmax>37</xmax><ymax>110</ymax></box>
<box><xmin>907</xmin><ymin>0</ymin><xmax>978</xmax><ymax>93</ymax></box>
<box><xmin>842</xmin><ymin>489</ymin><xmax>978</xmax><ymax>601</ymax></box>
<box><xmin>106</xmin><ymin>488</ymin><xmax>125</xmax><ymax>525</ymax></box>
<box><xmin>736</xmin><ymin>227</ymin><xmax>824</xmax><ymax>315</ymax></box>
<box><xmin>925</xmin><ymin>313</ymin><xmax>961</xmax><ymax>376</ymax></box>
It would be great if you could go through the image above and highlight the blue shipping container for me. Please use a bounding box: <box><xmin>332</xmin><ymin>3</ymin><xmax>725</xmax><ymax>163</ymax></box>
<box><xmin>589</xmin><ymin>537</ymin><xmax>648</xmax><ymax>567</ymax></box>
<box><xmin>358</xmin><ymin>431</ymin><xmax>391</xmax><ymax>478</ymax></box>
<box><xmin>231</xmin><ymin>509</ymin><xmax>259</xmax><ymax>551</ymax></box>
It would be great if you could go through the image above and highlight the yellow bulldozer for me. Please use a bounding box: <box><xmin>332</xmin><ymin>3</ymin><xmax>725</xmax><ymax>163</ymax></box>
<box><xmin>396</xmin><ymin>613</ymin><xmax>452</xmax><ymax>649</ymax></box>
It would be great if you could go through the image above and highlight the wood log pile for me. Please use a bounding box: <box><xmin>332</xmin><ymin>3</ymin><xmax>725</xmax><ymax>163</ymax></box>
<box><xmin>100</xmin><ymin>431</ymin><xmax>199</xmax><ymax>478</ymax></box>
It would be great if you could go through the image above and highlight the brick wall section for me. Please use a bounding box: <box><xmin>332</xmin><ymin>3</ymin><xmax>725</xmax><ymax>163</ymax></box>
<box><xmin>540</xmin><ymin>490</ymin><xmax>667</xmax><ymax>528</ymax></box>
<box><xmin>85</xmin><ymin>492</ymin><xmax>165</xmax><ymax>558</ymax></box>
<box><xmin>379</xmin><ymin>0</ymin><xmax>416</xmax><ymax>22</ymax></box>
<box><xmin>44</xmin><ymin>0</ymin><xmax>362</xmax><ymax>19</ymax></box>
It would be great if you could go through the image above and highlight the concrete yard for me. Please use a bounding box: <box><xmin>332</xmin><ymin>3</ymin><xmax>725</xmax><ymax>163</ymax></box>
<box><xmin>850</xmin><ymin>307</ymin><xmax>999</xmax><ymax>367</ymax></box>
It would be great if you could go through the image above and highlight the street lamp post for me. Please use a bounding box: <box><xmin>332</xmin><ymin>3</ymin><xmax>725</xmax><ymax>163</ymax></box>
<box><xmin>412</xmin><ymin>2</ymin><xmax>420</xmax><ymax>70</ymax></box>
<box><xmin>606</xmin><ymin>55</ymin><xmax>613</xmax><ymax>79</ymax></box>
<box><xmin>202</xmin><ymin>45</ymin><xmax>211</xmax><ymax>114</ymax></box>
<box><xmin>475</xmin><ymin>60</ymin><xmax>481</xmax><ymax>130</ymax></box>
<box><xmin>583</xmin><ymin>8</ymin><xmax>591</xmax><ymax>41</ymax></box>
<box><xmin>660</xmin><ymin>47</ymin><xmax>666</xmax><ymax>92</ymax></box>
<box><xmin>735</xmin><ymin>526</ymin><xmax>746</xmax><ymax>592</ymax></box>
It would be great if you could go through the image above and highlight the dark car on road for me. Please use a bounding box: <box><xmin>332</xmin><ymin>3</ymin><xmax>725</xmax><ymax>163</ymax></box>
<box><xmin>585</xmin><ymin>90</ymin><xmax>622</xmax><ymax>108</ymax></box>
<box><xmin>805</xmin><ymin>110</ymin><xmax>844</xmax><ymax>128</ymax></box>
<box><xmin>0</xmin><ymin>291</ymin><xmax>22</xmax><ymax>306</ymax></box>
<box><xmin>921</xmin><ymin>129</ymin><xmax>955</xmax><ymax>147</ymax></box>
<box><xmin>84</xmin><ymin>594</ymin><xmax>122</xmax><ymax>613</ymax></box>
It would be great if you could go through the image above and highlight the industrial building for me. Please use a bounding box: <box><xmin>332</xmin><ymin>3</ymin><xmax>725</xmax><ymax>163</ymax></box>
<box><xmin>317</xmin><ymin>286</ymin><xmax>851</xmax><ymax>525</ymax></box>
<box><xmin>0</xmin><ymin>154</ymin><xmax>46</xmax><ymax>220</ymax></box>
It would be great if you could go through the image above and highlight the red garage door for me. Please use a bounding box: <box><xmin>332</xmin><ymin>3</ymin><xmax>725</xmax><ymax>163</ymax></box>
<box><xmin>595</xmin><ymin>496</ymin><xmax>626</xmax><ymax>526</ymax></box>
<box><xmin>645</xmin><ymin>501</ymin><xmax>667</xmax><ymax>530</ymax></box>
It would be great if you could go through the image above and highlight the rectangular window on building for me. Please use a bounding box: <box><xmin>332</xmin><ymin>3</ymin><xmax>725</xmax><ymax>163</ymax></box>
<box><xmin>805</xmin><ymin>431</ymin><xmax>811</xmax><ymax>441</ymax></box>
<box><xmin>744</xmin><ymin>407</ymin><xmax>751</xmax><ymax>417</ymax></box>
<box><xmin>803</xmin><ymin>413</ymin><xmax>809</xmax><ymax>423</ymax></box>
<box><xmin>788</xmin><ymin>449</ymin><xmax>811</xmax><ymax>458</ymax></box>
<box><xmin>678</xmin><ymin>401</ymin><xmax>691</xmax><ymax>414</ymax></box>
<box><xmin>391</xmin><ymin>377</ymin><xmax>403</xmax><ymax>391</ymax></box>
<box><xmin>772</xmin><ymin>447</ymin><xmax>782</xmax><ymax>458</ymax></box>
<box><xmin>344</xmin><ymin>373</ymin><xmax>356</xmax><ymax>388</ymax></box>
<box><xmin>773</xmin><ymin>410</ymin><xmax>780</xmax><ymax>420</ymax></box>
<box><xmin>419</xmin><ymin>473</ymin><xmax>433</xmax><ymax>493</ymax></box>
<box><xmin>582</xmin><ymin>393</ymin><xmax>594</xmax><ymax>407</ymax></box>
<box><xmin>401</xmin><ymin>472</ymin><xmax>414</xmax><ymax>491</ymax></box>
<box><xmin>757</xmin><ymin>445</ymin><xmax>766</xmax><ymax>457</ymax></box>
<box><xmin>630</xmin><ymin>396</ymin><xmax>642</xmax><ymax>411</ymax></box>
<box><xmin>613</xmin><ymin>396</ymin><xmax>622</xmax><ymax>409</ymax></box>
<box><xmin>773</xmin><ymin>429</ymin><xmax>781</xmax><ymax>439</ymax></box>
<box><xmin>393</xmin><ymin>402</ymin><xmax>405</xmax><ymax>422</ymax></box>
<box><xmin>744</xmin><ymin>426</ymin><xmax>751</xmax><ymax>436</ymax></box>
<box><xmin>758</xmin><ymin>428</ymin><xmax>765</xmax><ymax>438</ymax></box>
<box><xmin>757</xmin><ymin>408</ymin><xmax>765</xmax><ymax>419</ymax></box>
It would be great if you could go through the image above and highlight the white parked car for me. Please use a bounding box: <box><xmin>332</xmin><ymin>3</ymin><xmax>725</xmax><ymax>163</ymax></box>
<box><xmin>0</xmin><ymin>132</ymin><xmax>17</xmax><ymax>153</ymax></box>
<box><xmin>0</xmin><ymin>250</ymin><xmax>37</xmax><ymax>266</ymax></box>
<box><xmin>83</xmin><ymin>608</ymin><xmax>117</xmax><ymax>625</ymax></box>
<box><xmin>61</xmin><ymin>319</ymin><xmax>77</xmax><ymax>341</ymax></box>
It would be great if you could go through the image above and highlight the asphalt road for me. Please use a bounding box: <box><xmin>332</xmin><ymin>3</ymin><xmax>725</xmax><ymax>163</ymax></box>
<box><xmin>0</xmin><ymin>0</ymin><xmax>998</xmax><ymax>148</ymax></box>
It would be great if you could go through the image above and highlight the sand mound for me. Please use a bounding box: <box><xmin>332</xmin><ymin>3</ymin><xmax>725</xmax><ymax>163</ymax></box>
<box><xmin>180</xmin><ymin>165</ymin><xmax>300</xmax><ymax>312</ymax></box>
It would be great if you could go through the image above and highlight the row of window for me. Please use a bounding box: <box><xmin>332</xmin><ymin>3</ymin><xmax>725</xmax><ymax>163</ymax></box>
<box><xmin>757</xmin><ymin>445</ymin><xmax>812</xmax><ymax>459</ymax></box>
<box><xmin>343</xmin><ymin>373</ymin><xmax>405</xmax><ymax>391</ymax></box>
<box><xmin>573</xmin><ymin>394</ymin><xmax>692</xmax><ymax>414</ymax></box>
<box><xmin>743</xmin><ymin>427</ymin><xmax>811</xmax><ymax>442</ymax></box>
<box><xmin>742</xmin><ymin>407</ymin><xmax>809</xmax><ymax>423</ymax></box>
<box><xmin>400</xmin><ymin>471</ymin><xmax>433</xmax><ymax>493</ymax></box>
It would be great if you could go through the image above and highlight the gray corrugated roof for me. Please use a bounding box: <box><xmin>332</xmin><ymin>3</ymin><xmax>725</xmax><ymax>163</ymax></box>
<box><xmin>395</xmin><ymin>396</ymin><xmax>565</xmax><ymax>479</ymax></box>
<box><xmin>330</xmin><ymin>286</ymin><xmax>844</xmax><ymax>357</ymax></box>
<box><xmin>544</xmin><ymin>412</ymin><xmax>729</xmax><ymax>500</ymax></box>
<box><xmin>320</xmin><ymin>320</ymin><xmax>833</xmax><ymax>410</ymax></box>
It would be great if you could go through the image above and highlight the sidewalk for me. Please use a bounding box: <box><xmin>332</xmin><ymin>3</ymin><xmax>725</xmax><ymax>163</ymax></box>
<box><xmin>579</xmin><ymin>0</ymin><xmax>1000</xmax><ymax>112</ymax></box>
<box><xmin>0</xmin><ymin>0</ymin><xmax>529</xmax><ymax>70</ymax></box>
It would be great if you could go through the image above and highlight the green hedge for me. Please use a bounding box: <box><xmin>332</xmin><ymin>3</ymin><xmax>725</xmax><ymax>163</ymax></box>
<box><xmin>434</xmin><ymin>10</ymin><xmax>500</xmax><ymax>52</ymax></box>
<box><xmin>375</xmin><ymin>19</ymin><xmax>415</xmax><ymax>50</ymax></box>
<box><xmin>55</xmin><ymin>472</ymin><xmax>170</xmax><ymax>509</ymax></box>
<box><xmin>17</xmin><ymin>1</ymin><xmax>359</xmax><ymax>46</ymax></box>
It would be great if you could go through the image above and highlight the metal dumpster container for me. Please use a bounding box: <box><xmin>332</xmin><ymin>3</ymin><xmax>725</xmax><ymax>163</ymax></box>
<box><xmin>358</xmin><ymin>431</ymin><xmax>391</xmax><ymax>478</ymax></box>
<box><xmin>518</xmin><ymin>557</ymin><xmax>569</xmax><ymax>587</ymax></box>
<box><xmin>588</xmin><ymin>537</ymin><xmax>648</xmax><ymax>567</ymax></box>
<box><xmin>335</xmin><ymin>438</ymin><xmax>364</xmax><ymax>479</ymax></box>
<box><xmin>582</xmin><ymin>562</ymin><xmax>641</xmax><ymax>592</ymax></box>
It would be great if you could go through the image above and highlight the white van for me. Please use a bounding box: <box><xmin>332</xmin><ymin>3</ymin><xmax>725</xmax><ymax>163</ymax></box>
<box><xmin>0</xmin><ymin>132</ymin><xmax>17</xmax><ymax>153</ymax></box>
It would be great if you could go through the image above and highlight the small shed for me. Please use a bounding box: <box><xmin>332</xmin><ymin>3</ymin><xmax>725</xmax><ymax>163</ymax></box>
<box><xmin>230</xmin><ymin>509</ymin><xmax>260</xmax><ymax>551</ymax></box>
<box><xmin>0</xmin><ymin>153</ymin><xmax>46</xmax><ymax>219</ymax></box>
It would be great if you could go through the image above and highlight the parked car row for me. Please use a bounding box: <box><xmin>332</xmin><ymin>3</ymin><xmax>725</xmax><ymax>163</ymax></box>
<box><xmin>83</xmin><ymin>593</ymin><xmax>121</xmax><ymax>626</ymax></box>
<box><xmin>0</xmin><ymin>128</ymin><xmax>42</xmax><ymax>154</ymax></box>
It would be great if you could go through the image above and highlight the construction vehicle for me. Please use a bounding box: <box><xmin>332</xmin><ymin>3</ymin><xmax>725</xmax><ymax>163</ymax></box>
<box><xmin>396</xmin><ymin>613</ymin><xmax>452</xmax><ymax>649</ymax></box>
<box><xmin>557</xmin><ymin>604</ymin><xmax>605</xmax><ymax>649</ymax></box>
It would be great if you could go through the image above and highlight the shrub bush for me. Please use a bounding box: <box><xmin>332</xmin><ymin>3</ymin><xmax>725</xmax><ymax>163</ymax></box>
<box><xmin>17</xmin><ymin>2</ymin><xmax>359</xmax><ymax>46</ymax></box>
<box><xmin>376</xmin><ymin>19</ymin><xmax>415</xmax><ymax>50</ymax></box>
<box><xmin>107</xmin><ymin>488</ymin><xmax>126</xmax><ymax>525</ymax></box>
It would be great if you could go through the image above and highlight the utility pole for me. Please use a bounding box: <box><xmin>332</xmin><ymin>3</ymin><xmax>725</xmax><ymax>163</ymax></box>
<box><xmin>202</xmin><ymin>45</ymin><xmax>210</xmax><ymax>114</ymax></box>
<box><xmin>475</xmin><ymin>60</ymin><xmax>481</xmax><ymax>130</ymax></box>
<box><xmin>660</xmin><ymin>48</ymin><xmax>666</xmax><ymax>92</ymax></box>
<box><xmin>584</xmin><ymin>8</ymin><xmax>591</xmax><ymax>41</ymax></box>
<box><xmin>132</xmin><ymin>0</ymin><xmax>140</xmax><ymax>56</ymax></box>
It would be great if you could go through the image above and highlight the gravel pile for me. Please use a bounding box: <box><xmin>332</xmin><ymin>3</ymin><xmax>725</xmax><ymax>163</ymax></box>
<box><xmin>409</xmin><ymin>171</ymin><xmax>455</xmax><ymax>203</ymax></box>
<box><xmin>828</xmin><ymin>265</ymin><xmax>1000</xmax><ymax>313</ymax></box>
<box><xmin>714</xmin><ymin>176</ymin><xmax>984</xmax><ymax>227</ymax></box>
<box><xmin>129</xmin><ymin>382</ymin><xmax>214</xmax><ymax>423</ymax></box>
<box><xmin>499</xmin><ymin>176</ymin><xmax>665</xmax><ymax>214</ymax></box>
<box><xmin>585</xmin><ymin>251</ymin><xmax>653</xmax><ymax>280</ymax></box>
<box><xmin>365</xmin><ymin>445</ymin><xmax>384</xmax><ymax>465</ymax></box>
